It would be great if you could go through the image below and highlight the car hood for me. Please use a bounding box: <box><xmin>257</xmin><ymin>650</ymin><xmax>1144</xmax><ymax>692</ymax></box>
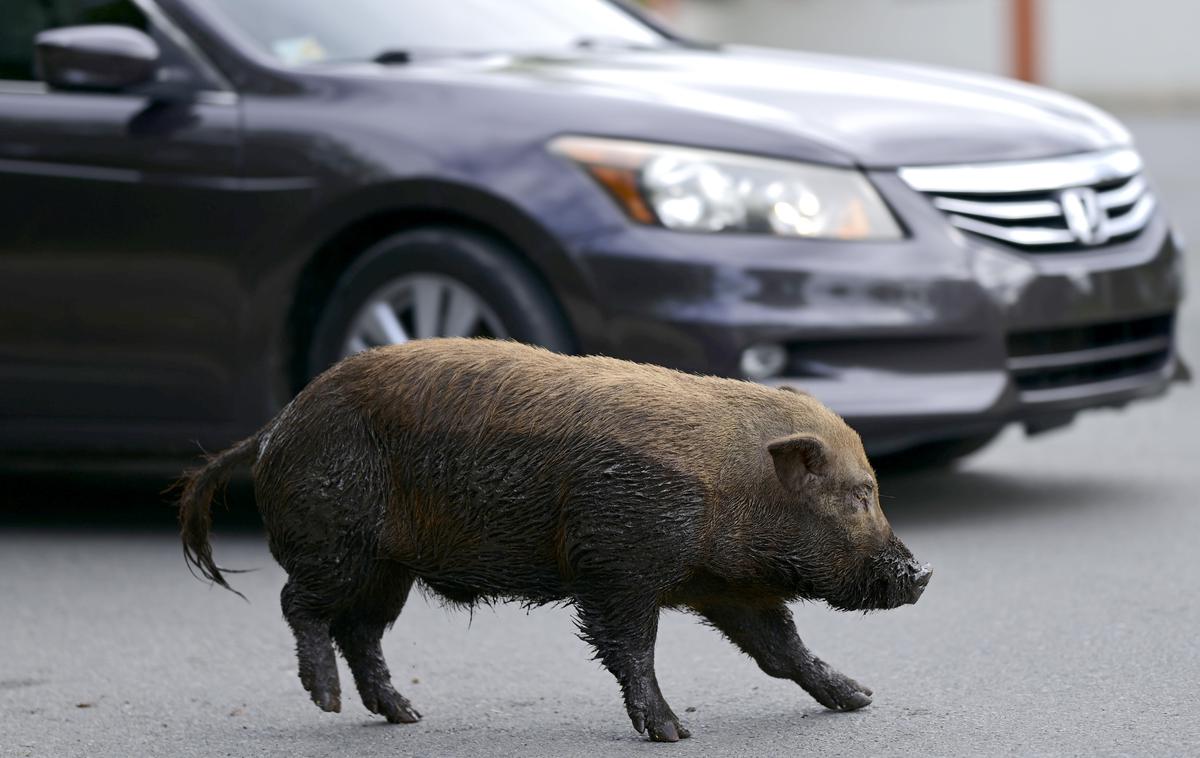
<box><xmin>340</xmin><ymin>45</ymin><xmax>1130</xmax><ymax>168</ymax></box>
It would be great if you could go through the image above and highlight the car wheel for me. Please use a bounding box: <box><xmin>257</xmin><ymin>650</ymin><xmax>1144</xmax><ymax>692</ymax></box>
<box><xmin>307</xmin><ymin>227</ymin><xmax>573</xmax><ymax>379</ymax></box>
<box><xmin>873</xmin><ymin>431</ymin><xmax>1000</xmax><ymax>472</ymax></box>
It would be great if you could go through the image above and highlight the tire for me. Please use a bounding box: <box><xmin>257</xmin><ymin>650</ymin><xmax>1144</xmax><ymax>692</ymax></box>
<box><xmin>307</xmin><ymin>227</ymin><xmax>574</xmax><ymax>379</ymax></box>
<box><xmin>872</xmin><ymin>431</ymin><xmax>1000</xmax><ymax>472</ymax></box>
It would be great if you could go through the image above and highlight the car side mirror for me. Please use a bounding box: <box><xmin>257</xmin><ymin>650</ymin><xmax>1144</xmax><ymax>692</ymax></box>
<box><xmin>35</xmin><ymin>25</ymin><xmax>159</xmax><ymax>92</ymax></box>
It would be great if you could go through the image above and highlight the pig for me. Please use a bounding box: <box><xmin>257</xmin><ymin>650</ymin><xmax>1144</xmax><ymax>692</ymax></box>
<box><xmin>179</xmin><ymin>338</ymin><xmax>930</xmax><ymax>742</ymax></box>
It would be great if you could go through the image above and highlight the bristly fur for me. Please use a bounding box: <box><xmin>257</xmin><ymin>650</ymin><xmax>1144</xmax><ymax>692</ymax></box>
<box><xmin>177</xmin><ymin>338</ymin><xmax>927</xmax><ymax>741</ymax></box>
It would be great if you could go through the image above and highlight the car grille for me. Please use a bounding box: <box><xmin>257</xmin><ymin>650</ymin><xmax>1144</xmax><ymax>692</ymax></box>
<box><xmin>899</xmin><ymin>149</ymin><xmax>1156</xmax><ymax>252</ymax></box>
<box><xmin>1006</xmin><ymin>313</ymin><xmax>1173</xmax><ymax>399</ymax></box>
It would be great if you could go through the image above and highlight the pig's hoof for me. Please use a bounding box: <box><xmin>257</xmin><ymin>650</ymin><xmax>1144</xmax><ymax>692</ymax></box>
<box><xmin>311</xmin><ymin>689</ymin><xmax>342</xmax><ymax>713</ymax></box>
<box><xmin>634</xmin><ymin>709</ymin><xmax>692</xmax><ymax>742</ymax></box>
<box><xmin>371</xmin><ymin>692</ymin><xmax>421</xmax><ymax>724</ymax></box>
<box><xmin>804</xmin><ymin>671</ymin><xmax>873</xmax><ymax>712</ymax></box>
<box><xmin>299</xmin><ymin>665</ymin><xmax>342</xmax><ymax>714</ymax></box>
<box><xmin>303</xmin><ymin>677</ymin><xmax>341</xmax><ymax>713</ymax></box>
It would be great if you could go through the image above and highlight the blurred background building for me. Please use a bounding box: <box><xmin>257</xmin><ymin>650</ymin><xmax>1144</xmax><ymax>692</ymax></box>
<box><xmin>654</xmin><ymin>0</ymin><xmax>1200</xmax><ymax>109</ymax></box>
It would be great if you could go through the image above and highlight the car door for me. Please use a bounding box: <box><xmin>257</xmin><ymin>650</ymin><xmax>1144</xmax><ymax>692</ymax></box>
<box><xmin>0</xmin><ymin>0</ymin><xmax>249</xmax><ymax>452</ymax></box>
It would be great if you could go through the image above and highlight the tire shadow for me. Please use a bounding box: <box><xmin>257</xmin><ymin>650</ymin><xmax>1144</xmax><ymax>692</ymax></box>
<box><xmin>0</xmin><ymin>468</ymin><xmax>259</xmax><ymax>532</ymax></box>
<box><xmin>877</xmin><ymin>465</ymin><xmax>1150</xmax><ymax>529</ymax></box>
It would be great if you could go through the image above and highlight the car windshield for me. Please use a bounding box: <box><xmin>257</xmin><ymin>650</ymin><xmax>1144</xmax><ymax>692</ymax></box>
<box><xmin>203</xmin><ymin>0</ymin><xmax>669</xmax><ymax>66</ymax></box>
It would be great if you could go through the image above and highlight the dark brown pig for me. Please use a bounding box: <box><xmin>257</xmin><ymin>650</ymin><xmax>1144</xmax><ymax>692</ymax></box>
<box><xmin>179</xmin><ymin>338</ymin><xmax>930</xmax><ymax>742</ymax></box>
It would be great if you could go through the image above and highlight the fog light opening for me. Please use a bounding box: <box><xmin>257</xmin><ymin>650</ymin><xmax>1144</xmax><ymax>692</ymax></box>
<box><xmin>740</xmin><ymin>343</ymin><xmax>787</xmax><ymax>381</ymax></box>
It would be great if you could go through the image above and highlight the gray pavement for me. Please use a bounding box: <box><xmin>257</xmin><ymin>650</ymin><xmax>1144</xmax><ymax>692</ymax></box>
<box><xmin>3</xmin><ymin>114</ymin><xmax>1200</xmax><ymax>757</ymax></box>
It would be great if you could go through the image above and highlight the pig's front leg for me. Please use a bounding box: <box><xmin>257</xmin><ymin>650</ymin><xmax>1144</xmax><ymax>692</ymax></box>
<box><xmin>575</xmin><ymin>592</ymin><xmax>691</xmax><ymax>742</ymax></box>
<box><xmin>700</xmin><ymin>603</ymin><xmax>873</xmax><ymax>712</ymax></box>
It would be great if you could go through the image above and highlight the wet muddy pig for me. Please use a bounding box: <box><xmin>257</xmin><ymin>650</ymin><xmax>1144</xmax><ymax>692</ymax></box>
<box><xmin>179</xmin><ymin>338</ymin><xmax>931</xmax><ymax>742</ymax></box>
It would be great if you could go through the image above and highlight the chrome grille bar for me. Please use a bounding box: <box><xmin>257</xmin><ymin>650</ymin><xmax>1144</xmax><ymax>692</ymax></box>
<box><xmin>1099</xmin><ymin>175</ymin><xmax>1146</xmax><ymax>209</ymax></box>
<box><xmin>898</xmin><ymin>148</ymin><xmax>1142</xmax><ymax>194</ymax></box>
<box><xmin>899</xmin><ymin>149</ymin><xmax>1156</xmax><ymax>251</ymax></box>
<box><xmin>1104</xmin><ymin>194</ymin><xmax>1157</xmax><ymax>236</ymax></box>
<box><xmin>944</xmin><ymin>215</ymin><xmax>1076</xmax><ymax>246</ymax></box>
<box><xmin>932</xmin><ymin>195</ymin><xmax>1060</xmax><ymax>220</ymax></box>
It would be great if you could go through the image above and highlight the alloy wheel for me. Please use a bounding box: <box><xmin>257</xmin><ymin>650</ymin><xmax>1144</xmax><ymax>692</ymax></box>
<box><xmin>341</xmin><ymin>273</ymin><xmax>508</xmax><ymax>357</ymax></box>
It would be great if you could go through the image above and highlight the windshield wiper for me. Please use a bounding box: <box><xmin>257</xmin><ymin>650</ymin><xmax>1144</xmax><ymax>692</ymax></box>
<box><xmin>570</xmin><ymin>36</ymin><xmax>668</xmax><ymax>51</ymax></box>
<box><xmin>368</xmin><ymin>40</ymin><xmax>670</xmax><ymax>66</ymax></box>
<box><xmin>370</xmin><ymin>48</ymin><xmax>502</xmax><ymax>65</ymax></box>
<box><xmin>372</xmin><ymin>49</ymin><xmax>413</xmax><ymax>65</ymax></box>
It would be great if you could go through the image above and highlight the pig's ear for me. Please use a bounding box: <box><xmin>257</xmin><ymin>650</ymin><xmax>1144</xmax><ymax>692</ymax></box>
<box><xmin>768</xmin><ymin>434</ymin><xmax>828</xmax><ymax>491</ymax></box>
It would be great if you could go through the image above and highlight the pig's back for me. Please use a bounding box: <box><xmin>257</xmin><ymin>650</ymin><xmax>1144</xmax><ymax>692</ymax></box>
<box><xmin>333</xmin><ymin>338</ymin><xmax>795</xmax><ymax>475</ymax></box>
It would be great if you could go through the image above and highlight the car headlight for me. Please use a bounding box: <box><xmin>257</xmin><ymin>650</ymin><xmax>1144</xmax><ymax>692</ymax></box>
<box><xmin>549</xmin><ymin>136</ymin><xmax>902</xmax><ymax>240</ymax></box>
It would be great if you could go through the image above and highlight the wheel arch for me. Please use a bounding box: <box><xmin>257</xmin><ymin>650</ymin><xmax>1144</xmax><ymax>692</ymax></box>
<box><xmin>283</xmin><ymin>180</ymin><xmax>601</xmax><ymax>393</ymax></box>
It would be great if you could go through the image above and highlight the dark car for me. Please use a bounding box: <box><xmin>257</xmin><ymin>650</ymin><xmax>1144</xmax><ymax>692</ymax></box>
<box><xmin>0</xmin><ymin>0</ymin><xmax>1186</xmax><ymax>465</ymax></box>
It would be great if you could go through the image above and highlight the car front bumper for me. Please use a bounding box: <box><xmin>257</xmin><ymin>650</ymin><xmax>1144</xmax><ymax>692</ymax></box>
<box><xmin>571</xmin><ymin>171</ymin><xmax>1187</xmax><ymax>454</ymax></box>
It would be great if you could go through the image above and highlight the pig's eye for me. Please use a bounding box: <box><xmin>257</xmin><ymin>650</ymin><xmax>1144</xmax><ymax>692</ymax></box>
<box><xmin>851</xmin><ymin>485</ymin><xmax>873</xmax><ymax>510</ymax></box>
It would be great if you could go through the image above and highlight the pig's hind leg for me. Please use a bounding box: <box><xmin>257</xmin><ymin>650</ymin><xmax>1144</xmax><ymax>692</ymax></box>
<box><xmin>699</xmin><ymin>602</ymin><xmax>873</xmax><ymax>712</ymax></box>
<box><xmin>281</xmin><ymin>578</ymin><xmax>342</xmax><ymax>713</ymax></box>
<box><xmin>330</xmin><ymin>564</ymin><xmax>421</xmax><ymax>724</ymax></box>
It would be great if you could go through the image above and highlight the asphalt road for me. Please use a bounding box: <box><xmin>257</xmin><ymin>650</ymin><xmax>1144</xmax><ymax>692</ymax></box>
<box><xmin>3</xmin><ymin>114</ymin><xmax>1200</xmax><ymax>758</ymax></box>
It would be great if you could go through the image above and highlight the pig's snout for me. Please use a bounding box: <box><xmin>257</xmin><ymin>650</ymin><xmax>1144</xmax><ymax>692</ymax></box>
<box><xmin>853</xmin><ymin>539</ymin><xmax>932</xmax><ymax>610</ymax></box>
<box><xmin>907</xmin><ymin>562</ymin><xmax>933</xmax><ymax>604</ymax></box>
